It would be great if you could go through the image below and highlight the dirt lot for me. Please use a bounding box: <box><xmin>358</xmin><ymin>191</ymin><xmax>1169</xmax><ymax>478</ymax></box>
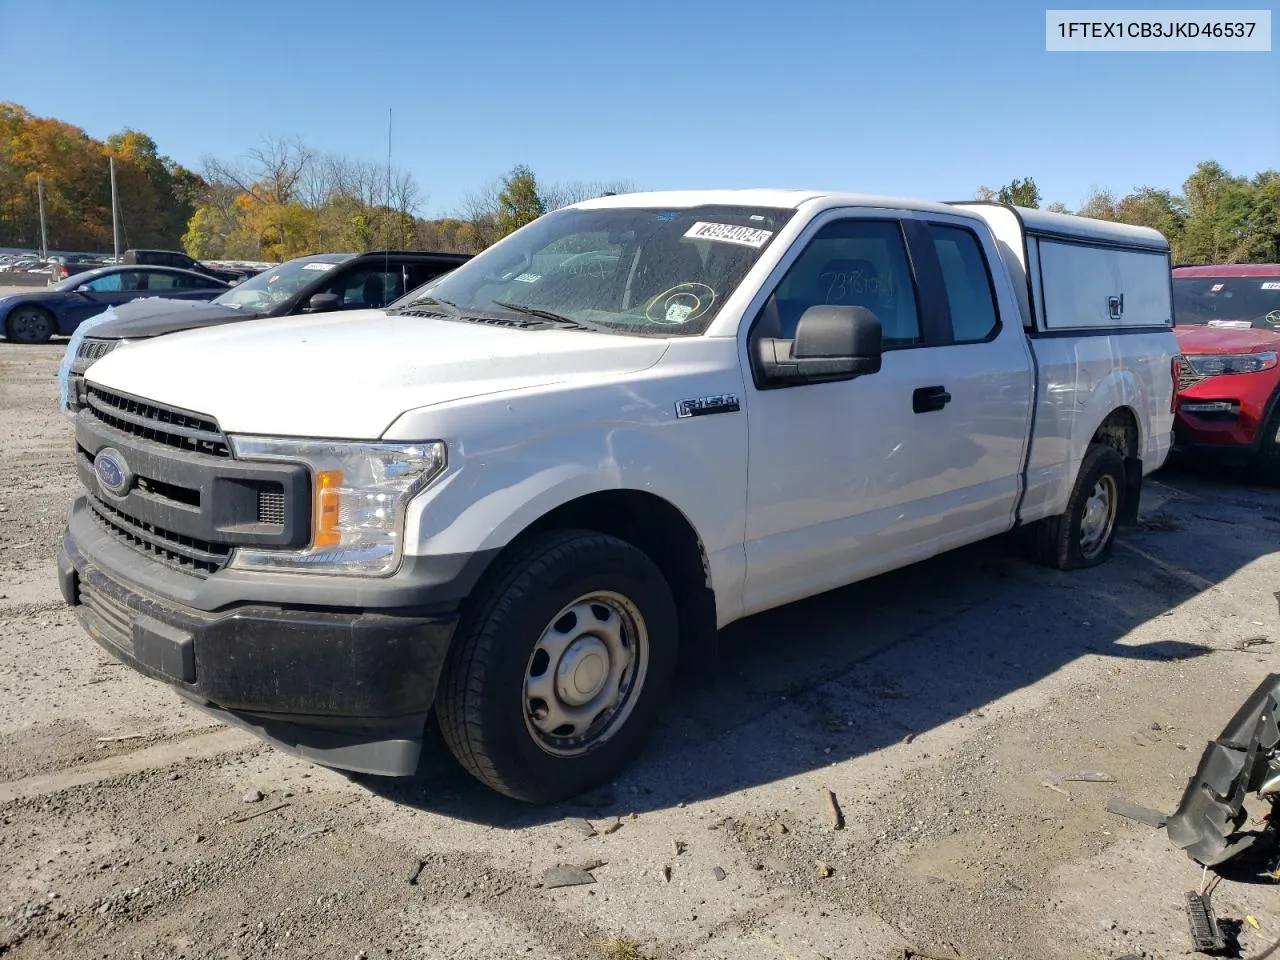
<box><xmin>3</xmin><ymin>339</ymin><xmax>1280</xmax><ymax>960</ymax></box>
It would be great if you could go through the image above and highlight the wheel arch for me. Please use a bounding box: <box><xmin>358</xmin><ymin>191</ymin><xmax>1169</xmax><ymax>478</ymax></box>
<box><xmin>461</xmin><ymin>488</ymin><xmax>719</xmax><ymax>684</ymax></box>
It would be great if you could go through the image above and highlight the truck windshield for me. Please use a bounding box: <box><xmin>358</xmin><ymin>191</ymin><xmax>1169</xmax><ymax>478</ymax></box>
<box><xmin>212</xmin><ymin>257</ymin><xmax>342</xmax><ymax>310</ymax></box>
<box><xmin>1173</xmin><ymin>275</ymin><xmax>1280</xmax><ymax>329</ymax></box>
<box><xmin>392</xmin><ymin>204</ymin><xmax>795</xmax><ymax>336</ymax></box>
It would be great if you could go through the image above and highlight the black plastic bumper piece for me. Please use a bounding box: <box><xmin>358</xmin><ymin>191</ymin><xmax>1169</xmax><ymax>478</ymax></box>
<box><xmin>1166</xmin><ymin>673</ymin><xmax>1280</xmax><ymax>866</ymax></box>
<box><xmin>59</xmin><ymin>531</ymin><xmax>459</xmax><ymax>777</ymax></box>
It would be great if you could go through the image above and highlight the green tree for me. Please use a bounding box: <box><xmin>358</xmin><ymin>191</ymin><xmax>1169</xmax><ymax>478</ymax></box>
<box><xmin>1045</xmin><ymin>201</ymin><xmax>1071</xmax><ymax>214</ymax></box>
<box><xmin>1077</xmin><ymin>188</ymin><xmax>1118</xmax><ymax>221</ymax></box>
<box><xmin>496</xmin><ymin>164</ymin><xmax>545</xmax><ymax>238</ymax></box>
<box><xmin>997</xmin><ymin>177</ymin><xmax>1041</xmax><ymax>209</ymax></box>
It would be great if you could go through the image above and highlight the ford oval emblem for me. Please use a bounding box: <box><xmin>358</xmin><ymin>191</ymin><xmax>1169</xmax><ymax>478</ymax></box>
<box><xmin>94</xmin><ymin>448</ymin><xmax>132</xmax><ymax>498</ymax></box>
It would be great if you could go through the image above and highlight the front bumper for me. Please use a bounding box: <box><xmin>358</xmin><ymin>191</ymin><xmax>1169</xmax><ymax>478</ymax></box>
<box><xmin>1173</xmin><ymin>375</ymin><xmax>1278</xmax><ymax>452</ymax></box>
<box><xmin>59</xmin><ymin>502</ymin><xmax>462</xmax><ymax>776</ymax></box>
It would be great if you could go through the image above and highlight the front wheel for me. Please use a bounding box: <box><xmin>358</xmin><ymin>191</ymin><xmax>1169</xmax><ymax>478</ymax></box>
<box><xmin>6</xmin><ymin>306</ymin><xmax>55</xmax><ymax>344</ymax></box>
<box><xmin>436</xmin><ymin>530</ymin><xmax>678</xmax><ymax>803</ymax></box>
<box><xmin>1024</xmin><ymin>443</ymin><xmax>1126</xmax><ymax>570</ymax></box>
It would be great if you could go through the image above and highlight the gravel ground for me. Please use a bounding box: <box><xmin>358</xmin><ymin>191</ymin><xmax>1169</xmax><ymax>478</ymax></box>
<box><xmin>3</xmin><ymin>339</ymin><xmax>1280</xmax><ymax>959</ymax></box>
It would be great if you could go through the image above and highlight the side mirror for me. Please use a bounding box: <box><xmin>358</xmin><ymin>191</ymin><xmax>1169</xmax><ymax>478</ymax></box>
<box><xmin>307</xmin><ymin>293</ymin><xmax>341</xmax><ymax>313</ymax></box>
<box><xmin>754</xmin><ymin>305</ymin><xmax>883</xmax><ymax>387</ymax></box>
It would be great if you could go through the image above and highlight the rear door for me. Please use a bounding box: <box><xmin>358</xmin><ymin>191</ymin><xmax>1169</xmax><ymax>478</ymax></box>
<box><xmin>903</xmin><ymin>212</ymin><xmax>1036</xmax><ymax>539</ymax></box>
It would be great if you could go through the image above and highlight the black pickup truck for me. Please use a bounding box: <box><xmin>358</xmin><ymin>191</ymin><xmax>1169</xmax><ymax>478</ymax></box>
<box><xmin>64</xmin><ymin>249</ymin><xmax>471</xmax><ymax>412</ymax></box>
<box><xmin>56</xmin><ymin>249</ymin><xmax>260</xmax><ymax>284</ymax></box>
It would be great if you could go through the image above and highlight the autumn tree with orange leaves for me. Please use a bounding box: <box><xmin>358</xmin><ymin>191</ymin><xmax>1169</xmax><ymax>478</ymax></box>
<box><xmin>0</xmin><ymin>102</ymin><xmax>201</xmax><ymax>252</ymax></box>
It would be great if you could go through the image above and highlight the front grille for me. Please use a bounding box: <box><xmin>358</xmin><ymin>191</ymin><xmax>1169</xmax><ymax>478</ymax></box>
<box><xmin>88</xmin><ymin>495</ymin><xmax>230</xmax><ymax>575</ymax></box>
<box><xmin>86</xmin><ymin>386</ymin><xmax>230</xmax><ymax>458</ymax></box>
<box><xmin>76</xmin><ymin>338</ymin><xmax>121</xmax><ymax>362</ymax></box>
<box><xmin>257</xmin><ymin>487</ymin><xmax>286</xmax><ymax>525</ymax></box>
<box><xmin>78</xmin><ymin>581</ymin><xmax>132</xmax><ymax>648</ymax></box>
<box><xmin>1177</xmin><ymin>355</ymin><xmax>1205</xmax><ymax>392</ymax></box>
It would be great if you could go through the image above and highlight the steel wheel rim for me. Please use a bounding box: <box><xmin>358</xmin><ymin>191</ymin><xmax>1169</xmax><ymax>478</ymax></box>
<box><xmin>1079</xmin><ymin>474</ymin><xmax>1118</xmax><ymax>559</ymax></box>
<box><xmin>11</xmin><ymin>309</ymin><xmax>51</xmax><ymax>341</ymax></box>
<box><xmin>523</xmin><ymin>591</ymin><xmax>649</xmax><ymax>758</ymax></box>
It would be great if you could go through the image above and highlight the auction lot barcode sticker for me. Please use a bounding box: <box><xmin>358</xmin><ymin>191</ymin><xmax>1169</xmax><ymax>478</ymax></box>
<box><xmin>1046</xmin><ymin>10</ymin><xmax>1271</xmax><ymax>50</ymax></box>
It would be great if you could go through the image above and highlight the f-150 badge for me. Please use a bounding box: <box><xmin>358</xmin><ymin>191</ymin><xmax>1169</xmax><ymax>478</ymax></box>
<box><xmin>675</xmin><ymin>395</ymin><xmax>741</xmax><ymax>418</ymax></box>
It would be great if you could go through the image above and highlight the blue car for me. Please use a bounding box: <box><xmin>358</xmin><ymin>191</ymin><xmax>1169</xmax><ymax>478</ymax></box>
<box><xmin>0</xmin><ymin>265</ymin><xmax>230</xmax><ymax>344</ymax></box>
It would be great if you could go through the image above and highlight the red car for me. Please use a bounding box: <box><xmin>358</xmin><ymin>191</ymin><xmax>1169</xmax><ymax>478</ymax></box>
<box><xmin>1173</xmin><ymin>263</ymin><xmax>1280</xmax><ymax>480</ymax></box>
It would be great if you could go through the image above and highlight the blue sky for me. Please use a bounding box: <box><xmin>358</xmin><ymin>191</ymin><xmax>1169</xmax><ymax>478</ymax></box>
<box><xmin>1</xmin><ymin>0</ymin><xmax>1275</xmax><ymax>216</ymax></box>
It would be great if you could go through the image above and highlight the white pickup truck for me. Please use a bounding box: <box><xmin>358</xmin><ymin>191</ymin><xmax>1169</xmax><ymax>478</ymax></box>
<box><xmin>58</xmin><ymin>190</ymin><xmax>1177</xmax><ymax>802</ymax></box>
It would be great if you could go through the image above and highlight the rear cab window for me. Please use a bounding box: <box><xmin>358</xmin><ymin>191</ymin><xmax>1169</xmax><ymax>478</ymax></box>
<box><xmin>929</xmin><ymin>224</ymin><xmax>1000</xmax><ymax>343</ymax></box>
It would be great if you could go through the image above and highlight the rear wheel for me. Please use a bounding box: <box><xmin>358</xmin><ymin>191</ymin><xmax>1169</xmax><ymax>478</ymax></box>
<box><xmin>1025</xmin><ymin>443</ymin><xmax>1126</xmax><ymax>570</ymax></box>
<box><xmin>436</xmin><ymin>530</ymin><xmax>678</xmax><ymax>803</ymax></box>
<box><xmin>6</xmin><ymin>306</ymin><xmax>55</xmax><ymax>344</ymax></box>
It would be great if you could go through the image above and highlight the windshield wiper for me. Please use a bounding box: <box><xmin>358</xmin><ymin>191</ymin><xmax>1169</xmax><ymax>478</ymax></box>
<box><xmin>490</xmin><ymin>300</ymin><xmax>600</xmax><ymax>331</ymax></box>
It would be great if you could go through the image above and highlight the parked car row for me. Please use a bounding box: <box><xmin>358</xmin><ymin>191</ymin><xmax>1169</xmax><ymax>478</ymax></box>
<box><xmin>0</xmin><ymin>248</ymin><xmax>273</xmax><ymax>284</ymax></box>
<box><xmin>53</xmin><ymin>249</ymin><xmax>267</xmax><ymax>285</ymax></box>
<box><xmin>59</xmin><ymin>249</ymin><xmax>470</xmax><ymax>410</ymax></box>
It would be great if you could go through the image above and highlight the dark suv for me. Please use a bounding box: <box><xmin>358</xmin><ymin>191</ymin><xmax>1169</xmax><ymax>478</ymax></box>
<box><xmin>64</xmin><ymin>250</ymin><xmax>471</xmax><ymax>412</ymax></box>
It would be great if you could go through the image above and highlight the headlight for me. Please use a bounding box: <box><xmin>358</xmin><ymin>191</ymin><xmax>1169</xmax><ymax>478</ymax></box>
<box><xmin>1185</xmin><ymin>352</ymin><xmax>1278</xmax><ymax>377</ymax></box>
<box><xmin>227</xmin><ymin>437</ymin><xmax>447</xmax><ymax>576</ymax></box>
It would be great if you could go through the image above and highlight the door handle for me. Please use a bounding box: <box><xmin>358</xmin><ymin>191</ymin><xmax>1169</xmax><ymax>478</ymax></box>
<box><xmin>912</xmin><ymin>385</ymin><xmax>952</xmax><ymax>414</ymax></box>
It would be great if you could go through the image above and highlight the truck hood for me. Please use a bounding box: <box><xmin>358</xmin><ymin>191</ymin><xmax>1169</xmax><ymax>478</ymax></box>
<box><xmin>1174</xmin><ymin>324</ymin><xmax>1280</xmax><ymax>354</ymax></box>
<box><xmin>85</xmin><ymin>309</ymin><xmax>670</xmax><ymax>438</ymax></box>
<box><xmin>86</xmin><ymin>297</ymin><xmax>261</xmax><ymax>339</ymax></box>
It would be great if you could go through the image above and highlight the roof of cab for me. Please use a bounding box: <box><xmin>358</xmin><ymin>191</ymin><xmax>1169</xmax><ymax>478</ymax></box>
<box><xmin>573</xmin><ymin>188</ymin><xmax>961</xmax><ymax>216</ymax></box>
<box><xmin>573</xmin><ymin>190</ymin><xmax>1169</xmax><ymax>248</ymax></box>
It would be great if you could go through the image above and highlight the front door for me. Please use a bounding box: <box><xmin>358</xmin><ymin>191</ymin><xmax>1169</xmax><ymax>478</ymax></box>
<box><xmin>739</xmin><ymin>213</ymin><xmax>1030</xmax><ymax>617</ymax></box>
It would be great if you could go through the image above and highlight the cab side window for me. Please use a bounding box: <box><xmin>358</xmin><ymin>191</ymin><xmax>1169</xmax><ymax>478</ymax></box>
<box><xmin>930</xmin><ymin>225</ymin><xmax>999</xmax><ymax>343</ymax></box>
<box><xmin>759</xmin><ymin>220</ymin><xmax>921</xmax><ymax>347</ymax></box>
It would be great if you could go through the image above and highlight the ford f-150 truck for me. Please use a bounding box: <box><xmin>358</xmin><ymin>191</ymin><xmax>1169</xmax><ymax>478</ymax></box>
<box><xmin>57</xmin><ymin>190</ymin><xmax>1178</xmax><ymax>803</ymax></box>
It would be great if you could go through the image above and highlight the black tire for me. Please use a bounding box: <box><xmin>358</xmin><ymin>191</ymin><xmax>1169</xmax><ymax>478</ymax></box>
<box><xmin>5</xmin><ymin>305</ymin><xmax>55</xmax><ymax>344</ymax></box>
<box><xmin>1247</xmin><ymin>401</ymin><xmax>1280</xmax><ymax>486</ymax></box>
<box><xmin>436</xmin><ymin>529</ymin><xmax>678</xmax><ymax>803</ymax></box>
<box><xmin>1024</xmin><ymin>443</ymin><xmax>1126</xmax><ymax>571</ymax></box>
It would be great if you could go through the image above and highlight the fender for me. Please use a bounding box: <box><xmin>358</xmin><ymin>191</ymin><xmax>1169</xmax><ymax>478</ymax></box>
<box><xmin>391</xmin><ymin>359</ymin><xmax>751</xmax><ymax>626</ymax></box>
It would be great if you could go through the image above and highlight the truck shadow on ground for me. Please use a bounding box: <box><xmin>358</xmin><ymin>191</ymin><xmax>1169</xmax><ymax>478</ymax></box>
<box><xmin>360</xmin><ymin>465</ymin><xmax>1280</xmax><ymax>827</ymax></box>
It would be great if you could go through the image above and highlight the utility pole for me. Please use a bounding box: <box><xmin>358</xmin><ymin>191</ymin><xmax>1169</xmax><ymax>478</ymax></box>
<box><xmin>36</xmin><ymin>175</ymin><xmax>49</xmax><ymax>260</ymax></box>
<box><xmin>109</xmin><ymin>156</ymin><xmax>122</xmax><ymax>260</ymax></box>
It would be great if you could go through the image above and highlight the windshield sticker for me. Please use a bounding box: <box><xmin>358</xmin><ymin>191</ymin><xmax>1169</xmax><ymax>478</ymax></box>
<box><xmin>683</xmin><ymin>221</ymin><xmax>773</xmax><ymax>248</ymax></box>
<box><xmin>645</xmin><ymin>282</ymin><xmax>716</xmax><ymax>325</ymax></box>
<box><xmin>1262</xmin><ymin>282</ymin><xmax>1280</xmax><ymax>290</ymax></box>
<box><xmin>1210</xmin><ymin>283</ymin><xmax>1225</xmax><ymax>292</ymax></box>
<box><xmin>655</xmin><ymin>212</ymin><xmax>677</xmax><ymax>221</ymax></box>
<box><xmin>1208</xmin><ymin>320</ymin><xmax>1253</xmax><ymax>329</ymax></box>
<box><xmin>514</xmin><ymin>273</ymin><xmax>541</xmax><ymax>283</ymax></box>
<box><xmin>302</xmin><ymin>262</ymin><xmax>335</xmax><ymax>271</ymax></box>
